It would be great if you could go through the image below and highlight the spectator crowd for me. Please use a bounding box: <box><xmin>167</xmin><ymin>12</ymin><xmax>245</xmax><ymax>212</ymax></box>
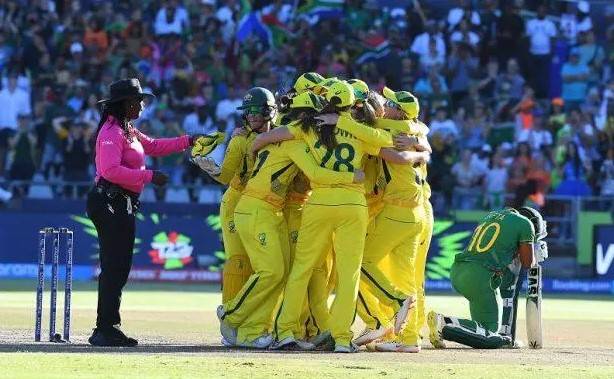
<box><xmin>0</xmin><ymin>0</ymin><xmax>612</xmax><ymax>211</ymax></box>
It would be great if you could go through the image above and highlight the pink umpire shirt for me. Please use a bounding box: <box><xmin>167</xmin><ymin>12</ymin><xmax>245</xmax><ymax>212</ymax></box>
<box><xmin>95</xmin><ymin>115</ymin><xmax>190</xmax><ymax>194</ymax></box>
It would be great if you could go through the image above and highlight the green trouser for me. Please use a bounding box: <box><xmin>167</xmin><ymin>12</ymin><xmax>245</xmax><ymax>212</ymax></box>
<box><xmin>441</xmin><ymin>261</ymin><xmax>514</xmax><ymax>349</ymax></box>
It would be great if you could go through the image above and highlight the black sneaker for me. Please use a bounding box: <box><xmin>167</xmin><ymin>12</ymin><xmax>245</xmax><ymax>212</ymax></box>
<box><xmin>88</xmin><ymin>326</ymin><xmax>138</xmax><ymax>347</ymax></box>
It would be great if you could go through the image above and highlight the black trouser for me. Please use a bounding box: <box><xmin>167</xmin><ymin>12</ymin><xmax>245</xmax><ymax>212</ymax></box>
<box><xmin>86</xmin><ymin>187</ymin><xmax>137</xmax><ymax>329</ymax></box>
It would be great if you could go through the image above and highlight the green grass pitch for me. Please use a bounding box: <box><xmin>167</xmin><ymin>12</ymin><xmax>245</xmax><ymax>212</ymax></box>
<box><xmin>1</xmin><ymin>280</ymin><xmax>614</xmax><ymax>378</ymax></box>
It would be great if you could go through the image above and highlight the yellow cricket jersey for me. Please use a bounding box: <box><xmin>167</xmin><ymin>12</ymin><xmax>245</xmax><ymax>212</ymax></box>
<box><xmin>414</xmin><ymin>120</ymin><xmax>432</xmax><ymax>200</ymax></box>
<box><xmin>214</xmin><ymin>132</ymin><xmax>257</xmax><ymax>191</ymax></box>
<box><xmin>336</xmin><ymin>112</ymin><xmax>394</xmax><ymax>148</ymax></box>
<box><xmin>374</xmin><ymin>118</ymin><xmax>425</xmax><ymax>208</ymax></box>
<box><xmin>364</xmin><ymin>154</ymin><xmax>384</xmax><ymax>212</ymax></box>
<box><xmin>363</xmin><ymin>154</ymin><xmax>381</xmax><ymax>197</ymax></box>
<box><xmin>287</xmin><ymin>112</ymin><xmax>384</xmax><ymax>194</ymax></box>
<box><xmin>242</xmin><ymin>139</ymin><xmax>354</xmax><ymax>208</ymax></box>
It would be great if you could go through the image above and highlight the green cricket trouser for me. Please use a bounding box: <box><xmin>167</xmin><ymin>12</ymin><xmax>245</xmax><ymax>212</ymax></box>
<box><xmin>442</xmin><ymin>261</ymin><xmax>514</xmax><ymax>349</ymax></box>
<box><xmin>450</xmin><ymin>261</ymin><xmax>501</xmax><ymax>332</ymax></box>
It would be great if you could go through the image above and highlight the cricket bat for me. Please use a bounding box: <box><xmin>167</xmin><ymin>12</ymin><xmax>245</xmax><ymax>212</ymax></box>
<box><xmin>526</xmin><ymin>264</ymin><xmax>543</xmax><ymax>349</ymax></box>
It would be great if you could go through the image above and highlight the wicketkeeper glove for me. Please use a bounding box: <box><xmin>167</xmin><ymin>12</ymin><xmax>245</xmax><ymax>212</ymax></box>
<box><xmin>191</xmin><ymin>132</ymin><xmax>225</xmax><ymax>158</ymax></box>
<box><xmin>192</xmin><ymin>156</ymin><xmax>221</xmax><ymax>176</ymax></box>
<box><xmin>534</xmin><ymin>240</ymin><xmax>548</xmax><ymax>263</ymax></box>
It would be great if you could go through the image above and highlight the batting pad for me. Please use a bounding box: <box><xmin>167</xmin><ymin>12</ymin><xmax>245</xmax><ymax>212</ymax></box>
<box><xmin>442</xmin><ymin>316</ymin><xmax>512</xmax><ymax>349</ymax></box>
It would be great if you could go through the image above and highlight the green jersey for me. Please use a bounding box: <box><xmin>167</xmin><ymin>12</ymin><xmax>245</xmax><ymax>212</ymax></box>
<box><xmin>455</xmin><ymin>209</ymin><xmax>535</xmax><ymax>271</ymax></box>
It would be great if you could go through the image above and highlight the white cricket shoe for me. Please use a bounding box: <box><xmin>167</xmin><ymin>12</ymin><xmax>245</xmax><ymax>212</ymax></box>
<box><xmin>427</xmin><ymin>310</ymin><xmax>446</xmax><ymax>349</ymax></box>
<box><xmin>221</xmin><ymin>337</ymin><xmax>233</xmax><ymax>347</ymax></box>
<box><xmin>353</xmin><ymin>326</ymin><xmax>392</xmax><ymax>346</ymax></box>
<box><xmin>236</xmin><ymin>334</ymin><xmax>273</xmax><ymax>349</ymax></box>
<box><xmin>374</xmin><ymin>340</ymin><xmax>421</xmax><ymax>353</ymax></box>
<box><xmin>394</xmin><ymin>296</ymin><xmax>416</xmax><ymax>335</ymax></box>
<box><xmin>217</xmin><ymin>305</ymin><xmax>237</xmax><ymax>345</ymax></box>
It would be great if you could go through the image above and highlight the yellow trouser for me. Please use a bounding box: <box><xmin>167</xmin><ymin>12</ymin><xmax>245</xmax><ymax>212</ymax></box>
<box><xmin>358</xmin><ymin>201</ymin><xmax>433</xmax><ymax>340</ymax></box>
<box><xmin>356</xmin><ymin>205</ymin><xmax>394</xmax><ymax>331</ymax></box>
<box><xmin>301</xmin><ymin>251</ymin><xmax>334</xmax><ymax>338</ymax></box>
<box><xmin>360</xmin><ymin>203</ymin><xmax>424</xmax><ymax>343</ymax></box>
<box><xmin>356</xmin><ymin>284</ymin><xmax>393</xmax><ymax>330</ymax></box>
<box><xmin>283</xmin><ymin>203</ymin><xmax>334</xmax><ymax>339</ymax></box>
<box><xmin>222</xmin><ymin>196</ymin><xmax>289</xmax><ymax>343</ymax></box>
<box><xmin>367</xmin><ymin>195</ymin><xmax>384</xmax><ymax>222</ymax></box>
<box><xmin>221</xmin><ymin>187</ymin><xmax>252</xmax><ymax>303</ymax></box>
<box><xmin>414</xmin><ymin>200</ymin><xmax>433</xmax><ymax>331</ymax></box>
<box><xmin>356</xmin><ymin>195</ymin><xmax>391</xmax><ymax>329</ymax></box>
<box><xmin>360</xmin><ymin>204</ymin><xmax>423</xmax><ymax>310</ymax></box>
<box><xmin>276</xmin><ymin>189</ymin><xmax>368</xmax><ymax>346</ymax></box>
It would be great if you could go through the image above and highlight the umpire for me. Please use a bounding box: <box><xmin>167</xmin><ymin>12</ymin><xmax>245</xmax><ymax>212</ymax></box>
<box><xmin>86</xmin><ymin>78</ymin><xmax>198</xmax><ymax>346</ymax></box>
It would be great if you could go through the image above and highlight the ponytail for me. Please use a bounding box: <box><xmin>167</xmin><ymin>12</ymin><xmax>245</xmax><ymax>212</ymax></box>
<box><xmin>352</xmin><ymin>102</ymin><xmax>377</xmax><ymax>126</ymax></box>
<box><xmin>288</xmin><ymin>107</ymin><xmax>338</xmax><ymax>150</ymax></box>
<box><xmin>318</xmin><ymin>124</ymin><xmax>337</xmax><ymax>150</ymax></box>
<box><xmin>91</xmin><ymin>100</ymin><xmax>131</xmax><ymax>161</ymax></box>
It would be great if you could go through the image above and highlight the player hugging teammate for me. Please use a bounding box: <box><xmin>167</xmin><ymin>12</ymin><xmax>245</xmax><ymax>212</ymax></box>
<box><xmin>192</xmin><ymin>73</ymin><xmax>546</xmax><ymax>352</ymax></box>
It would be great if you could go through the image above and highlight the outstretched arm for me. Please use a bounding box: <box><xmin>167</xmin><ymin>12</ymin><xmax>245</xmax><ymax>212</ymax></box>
<box><xmin>379</xmin><ymin>148</ymin><xmax>430</xmax><ymax>165</ymax></box>
<box><xmin>393</xmin><ymin>134</ymin><xmax>432</xmax><ymax>153</ymax></box>
<box><xmin>134</xmin><ymin>128</ymin><xmax>190</xmax><ymax>157</ymax></box>
<box><xmin>339</xmin><ymin>115</ymin><xmax>394</xmax><ymax>148</ymax></box>
<box><xmin>251</xmin><ymin>127</ymin><xmax>294</xmax><ymax>155</ymax></box>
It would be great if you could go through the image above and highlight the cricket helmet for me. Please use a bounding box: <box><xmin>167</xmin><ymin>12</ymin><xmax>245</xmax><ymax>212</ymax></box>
<box><xmin>237</xmin><ymin>87</ymin><xmax>277</xmax><ymax>120</ymax></box>
<box><xmin>347</xmin><ymin>79</ymin><xmax>369</xmax><ymax>102</ymax></box>
<box><xmin>325</xmin><ymin>81</ymin><xmax>355</xmax><ymax>108</ymax></box>
<box><xmin>518</xmin><ymin>206</ymin><xmax>547</xmax><ymax>241</ymax></box>
<box><xmin>382</xmin><ymin>86</ymin><xmax>420</xmax><ymax>119</ymax></box>
<box><xmin>290</xmin><ymin>91</ymin><xmax>326</xmax><ymax>111</ymax></box>
<box><xmin>293</xmin><ymin>72</ymin><xmax>326</xmax><ymax>94</ymax></box>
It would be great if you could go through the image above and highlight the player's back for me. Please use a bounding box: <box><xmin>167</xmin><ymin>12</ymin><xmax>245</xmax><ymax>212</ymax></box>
<box><xmin>288</xmin><ymin>112</ymin><xmax>380</xmax><ymax>193</ymax></box>
<box><xmin>455</xmin><ymin>208</ymin><xmax>535</xmax><ymax>270</ymax></box>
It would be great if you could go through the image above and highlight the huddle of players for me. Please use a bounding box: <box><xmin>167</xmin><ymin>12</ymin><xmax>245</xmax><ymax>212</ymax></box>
<box><xmin>192</xmin><ymin>72</ymin><xmax>435</xmax><ymax>353</ymax></box>
<box><xmin>193</xmin><ymin>71</ymin><xmax>551</xmax><ymax>352</ymax></box>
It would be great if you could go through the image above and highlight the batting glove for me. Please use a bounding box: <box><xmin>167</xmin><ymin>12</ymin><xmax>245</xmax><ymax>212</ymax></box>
<box><xmin>535</xmin><ymin>240</ymin><xmax>548</xmax><ymax>263</ymax></box>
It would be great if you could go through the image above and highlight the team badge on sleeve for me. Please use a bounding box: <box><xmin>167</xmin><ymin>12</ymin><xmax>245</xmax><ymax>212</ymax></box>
<box><xmin>258</xmin><ymin>233</ymin><xmax>267</xmax><ymax>246</ymax></box>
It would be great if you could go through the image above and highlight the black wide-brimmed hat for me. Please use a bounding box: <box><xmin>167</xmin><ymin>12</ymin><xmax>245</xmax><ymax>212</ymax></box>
<box><xmin>97</xmin><ymin>78</ymin><xmax>155</xmax><ymax>105</ymax></box>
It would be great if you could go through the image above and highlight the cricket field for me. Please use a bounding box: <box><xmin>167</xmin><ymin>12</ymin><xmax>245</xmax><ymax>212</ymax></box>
<box><xmin>1</xmin><ymin>280</ymin><xmax>613</xmax><ymax>378</ymax></box>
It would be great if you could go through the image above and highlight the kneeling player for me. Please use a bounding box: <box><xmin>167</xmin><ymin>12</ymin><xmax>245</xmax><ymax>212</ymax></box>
<box><xmin>428</xmin><ymin>207</ymin><xmax>547</xmax><ymax>349</ymax></box>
